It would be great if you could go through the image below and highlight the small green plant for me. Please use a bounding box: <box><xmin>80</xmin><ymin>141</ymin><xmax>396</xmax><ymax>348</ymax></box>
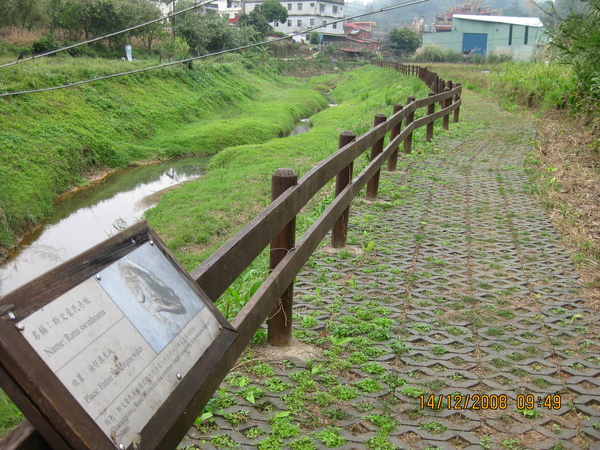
<box><xmin>419</xmin><ymin>421</ymin><xmax>448</xmax><ymax>435</ymax></box>
<box><xmin>413</xmin><ymin>323</ymin><xmax>432</xmax><ymax>332</ymax></box>
<box><xmin>252</xmin><ymin>363</ymin><xmax>275</xmax><ymax>377</ymax></box>
<box><xmin>360</xmin><ymin>362</ymin><xmax>385</xmax><ymax>374</ymax></box>
<box><xmin>211</xmin><ymin>434</ymin><xmax>239</xmax><ymax>448</ymax></box>
<box><xmin>224</xmin><ymin>410</ymin><xmax>250</xmax><ymax>426</ymax></box>
<box><xmin>431</xmin><ymin>346</ymin><xmax>449</xmax><ymax>356</ymax></box>
<box><xmin>239</xmin><ymin>386</ymin><xmax>264</xmax><ymax>404</ymax></box>
<box><xmin>245</xmin><ymin>426</ymin><xmax>266</xmax><ymax>438</ymax></box>
<box><xmin>401</xmin><ymin>386</ymin><xmax>425</xmax><ymax>398</ymax></box>
<box><xmin>289</xmin><ymin>436</ymin><xmax>318</xmax><ymax>450</ymax></box>
<box><xmin>517</xmin><ymin>408</ymin><xmax>543</xmax><ymax>419</ymax></box>
<box><xmin>480</xmin><ymin>435</ymin><xmax>493</xmax><ymax>449</ymax></box>
<box><xmin>265</xmin><ymin>377</ymin><xmax>291</xmax><ymax>393</ymax></box>
<box><xmin>354</xmin><ymin>378</ymin><xmax>382</xmax><ymax>393</ymax></box>
<box><xmin>314</xmin><ymin>426</ymin><xmax>346</xmax><ymax>448</ymax></box>
<box><xmin>330</xmin><ymin>384</ymin><xmax>360</xmax><ymax>401</ymax></box>
<box><xmin>270</xmin><ymin>411</ymin><xmax>300</xmax><ymax>439</ymax></box>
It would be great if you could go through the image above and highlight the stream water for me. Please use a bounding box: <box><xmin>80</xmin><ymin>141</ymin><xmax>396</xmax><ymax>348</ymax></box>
<box><xmin>0</xmin><ymin>157</ymin><xmax>209</xmax><ymax>297</ymax></box>
<box><xmin>0</xmin><ymin>119</ymin><xmax>315</xmax><ymax>297</ymax></box>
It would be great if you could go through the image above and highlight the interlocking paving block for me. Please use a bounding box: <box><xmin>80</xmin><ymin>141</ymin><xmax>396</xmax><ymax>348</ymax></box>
<box><xmin>182</xmin><ymin>102</ymin><xmax>600</xmax><ymax>449</ymax></box>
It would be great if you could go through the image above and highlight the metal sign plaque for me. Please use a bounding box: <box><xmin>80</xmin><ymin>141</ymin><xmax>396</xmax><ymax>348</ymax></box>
<box><xmin>2</xmin><ymin>230</ymin><xmax>232</xmax><ymax>449</ymax></box>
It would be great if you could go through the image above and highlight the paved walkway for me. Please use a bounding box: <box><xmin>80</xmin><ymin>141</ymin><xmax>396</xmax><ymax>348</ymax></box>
<box><xmin>182</xmin><ymin>91</ymin><xmax>600</xmax><ymax>449</ymax></box>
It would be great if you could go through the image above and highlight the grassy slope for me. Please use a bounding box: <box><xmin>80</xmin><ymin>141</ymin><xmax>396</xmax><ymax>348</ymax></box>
<box><xmin>0</xmin><ymin>61</ymin><xmax>430</xmax><ymax>435</ymax></box>
<box><xmin>424</xmin><ymin>61</ymin><xmax>574</xmax><ymax>111</ymax></box>
<box><xmin>0</xmin><ymin>55</ymin><xmax>325</xmax><ymax>250</ymax></box>
<box><xmin>145</xmin><ymin>65</ymin><xmax>429</xmax><ymax>272</ymax></box>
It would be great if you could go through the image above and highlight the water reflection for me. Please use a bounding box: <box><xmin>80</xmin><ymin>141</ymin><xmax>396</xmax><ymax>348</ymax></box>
<box><xmin>289</xmin><ymin>118</ymin><xmax>311</xmax><ymax>136</ymax></box>
<box><xmin>0</xmin><ymin>157</ymin><xmax>209</xmax><ymax>297</ymax></box>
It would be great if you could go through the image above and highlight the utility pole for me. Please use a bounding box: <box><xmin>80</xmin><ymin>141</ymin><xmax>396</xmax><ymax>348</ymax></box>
<box><xmin>172</xmin><ymin>0</ymin><xmax>176</xmax><ymax>38</ymax></box>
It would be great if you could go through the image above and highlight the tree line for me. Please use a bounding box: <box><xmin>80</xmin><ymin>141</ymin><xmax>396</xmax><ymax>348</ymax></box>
<box><xmin>0</xmin><ymin>0</ymin><xmax>288</xmax><ymax>57</ymax></box>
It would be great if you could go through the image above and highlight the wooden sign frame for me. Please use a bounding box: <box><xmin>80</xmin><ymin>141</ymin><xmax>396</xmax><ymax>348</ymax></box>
<box><xmin>0</xmin><ymin>221</ymin><xmax>237</xmax><ymax>449</ymax></box>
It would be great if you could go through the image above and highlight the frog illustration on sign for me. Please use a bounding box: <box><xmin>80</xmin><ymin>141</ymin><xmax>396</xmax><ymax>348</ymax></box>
<box><xmin>118</xmin><ymin>259</ymin><xmax>187</xmax><ymax>325</ymax></box>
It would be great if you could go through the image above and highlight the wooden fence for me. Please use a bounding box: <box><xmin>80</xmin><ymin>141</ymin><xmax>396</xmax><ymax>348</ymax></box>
<box><xmin>4</xmin><ymin>62</ymin><xmax>461</xmax><ymax>449</ymax></box>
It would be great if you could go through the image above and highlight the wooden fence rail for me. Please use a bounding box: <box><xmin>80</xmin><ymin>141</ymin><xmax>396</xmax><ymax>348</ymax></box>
<box><xmin>4</xmin><ymin>62</ymin><xmax>462</xmax><ymax>449</ymax></box>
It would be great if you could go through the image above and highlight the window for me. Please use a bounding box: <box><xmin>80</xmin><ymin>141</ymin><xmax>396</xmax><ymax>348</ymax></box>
<box><xmin>508</xmin><ymin>24</ymin><xmax>513</xmax><ymax>46</ymax></box>
<box><xmin>524</xmin><ymin>26</ymin><xmax>529</xmax><ymax>45</ymax></box>
<box><xmin>287</xmin><ymin>19</ymin><xmax>292</xmax><ymax>26</ymax></box>
<box><xmin>310</xmin><ymin>18</ymin><xmax>315</xmax><ymax>26</ymax></box>
<box><xmin>332</xmin><ymin>22</ymin><xmax>336</xmax><ymax>29</ymax></box>
<box><xmin>323</xmin><ymin>20</ymin><xmax>327</xmax><ymax>27</ymax></box>
<box><xmin>297</xmin><ymin>19</ymin><xmax>302</xmax><ymax>26</ymax></box>
<box><xmin>287</xmin><ymin>3</ymin><xmax>292</xmax><ymax>10</ymax></box>
<box><xmin>320</xmin><ymin>4</ymin><xmax>325</xmax><ymax>12</ymax></box>
<box><xmin>297</xmin><ymin>2</ymin><xmax>302</xmax><ymax>10</ymax></box>
<box><xmin>332</xmin><ymin>5</ymin><xmax>338</xmax><ymax>13</ymax></box>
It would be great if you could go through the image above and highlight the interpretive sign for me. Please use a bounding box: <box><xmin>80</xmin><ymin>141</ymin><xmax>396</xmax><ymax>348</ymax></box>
<box><xmin>0</xmin><ymin>222</ymin><xmax>236</xmax><ymax>449</ymax></box>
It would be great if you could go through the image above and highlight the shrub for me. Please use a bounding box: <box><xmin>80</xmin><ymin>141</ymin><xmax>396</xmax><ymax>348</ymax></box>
<box><xmin>32</xmin><ymin>36</ymin><xmax>59</xmax><ymax>55</ymax></box>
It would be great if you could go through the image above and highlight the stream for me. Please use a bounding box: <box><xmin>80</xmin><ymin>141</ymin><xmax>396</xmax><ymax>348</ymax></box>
<box><xmin>0</xmin><ymin>157</ymin><xmax>209</xmax><ymax>297</ymax></box>
<box><xmin>0</xmin><ymin>120</ymin><xmax>315</xmax><ymax>297</ymax></box>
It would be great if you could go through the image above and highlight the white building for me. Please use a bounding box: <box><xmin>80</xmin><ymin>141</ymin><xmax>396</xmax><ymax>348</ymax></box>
<box><xmin>214</xmin><ymin>0</ymin><xmax>243</xmax><ymax>19</ymax></box>
<box><xmin>218</xmin><ymin>0</ymin><xmax>346</xmax><ymax>42</ymax></box>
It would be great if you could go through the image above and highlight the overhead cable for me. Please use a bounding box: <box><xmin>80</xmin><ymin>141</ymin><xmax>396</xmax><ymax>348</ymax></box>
<box><xmin>0</xmin><ymin>0</ymin><xmax>430</xmax><ymax>98</ymax></box>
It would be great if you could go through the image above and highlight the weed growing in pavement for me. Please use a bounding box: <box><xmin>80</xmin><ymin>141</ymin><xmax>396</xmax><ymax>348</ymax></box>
<box><xmin>419</xmin><ymin>421</ymin><xmax>448</xmax><ymax>435</ymax></box>
<box><xmin>401</xmin><ymin>386</ymin><xmax>426</xmax><ymax>398</ymax></box>
<box><xmin>211</xmin><ymin>434</ymin><xmax>239</xmax><ymax>449</ymax></box>
<box><xmin>313</xmin><ymin>426</ymin><xmax>346</xmax><ymax>448</ymax></box>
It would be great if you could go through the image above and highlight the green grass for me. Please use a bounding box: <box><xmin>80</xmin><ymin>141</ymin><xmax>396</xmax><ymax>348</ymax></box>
<box><xmin>145</xmin><ymin>65</ymin><xmax>428</xmax><ymax>271</ymax></box>
<box><xmin>0</xmin><ymin>54</ymin><xmax>325</xmax><ymax>250</ymax></box>
<box><xmin>0</xmin><ymin>61</ymin><xmax>430</xmax><ymax>437</ymax></box>
<box><xmin>0</xmin><ymin>390</ymin><xmax>22</xmax><ymax>438</ymax></box>
<box><xmin>424</xmin><ymin>61</ymin><xmax>574</xmax><ymax>111</ymax></box>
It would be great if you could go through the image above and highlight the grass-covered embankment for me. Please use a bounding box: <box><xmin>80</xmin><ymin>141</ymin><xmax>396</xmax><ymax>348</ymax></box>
<box><xmin>0</xmin><ymin>55</ymin><xmax>326</xmax><ymax>251</ymax></box>
<box><xmin>145</xmin><ymin>64</ymin><xmax>429</xmax><ymax>272</ymax></box>
<box><xmin>425</xmin><ymin>61</ymin><xmax>574</xmax><ymax>111</ymax></box>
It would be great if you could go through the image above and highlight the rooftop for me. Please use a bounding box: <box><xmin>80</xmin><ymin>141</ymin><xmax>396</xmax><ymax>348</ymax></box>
<box><xmin>453</xmin><ymin>14</ymin><xmax>544</xmax><ymax>27</ymax></box>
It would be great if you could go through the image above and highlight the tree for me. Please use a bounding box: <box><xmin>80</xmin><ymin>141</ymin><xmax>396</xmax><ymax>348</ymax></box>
<box><xmin>389</xmin><ymin>27</ymin><xmax>421</xmax><ymax>56</ymax></box>
<box><xmin>255</xmin><ymin>0</ymin><xmax>288</xmax><ymax>23</ymax></box>
<box><xmin>310</xmin><ymin>32</ymin><xmax>321</xmax><ymax>45</ymax></box>
<box><xmin>239</xmin><ymin>9</ymin><xmax>271</xmax><ymax>38</ymax></box>
<box><xmin>122</xmin><ymin>0</ymin><xmax>166</xmax><ymax>53</ymax></box>
<box><xmin>175</xmin><ymin>1</ymin><xmax>256</xmax><ymax>55</ymax></box>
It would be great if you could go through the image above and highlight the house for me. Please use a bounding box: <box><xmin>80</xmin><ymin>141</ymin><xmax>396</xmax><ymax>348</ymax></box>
<box><xmin>214</xmin><ymin>0</ymin><xmax>243</xmax><ymax>19</ymax></box>
<box><xmin>222</xmin><ymin>0</ymin><xmax>346</xmax><ymax>42</ymax></box>
<box><xmin>319</xmin><ymin>22</ymin><xmax>381</xmax><ymax>54</ymax></box>
<box><xmin>422</xmin><ymin>15</ymin><xmax>546</xmax><ymax>61</ymax></box>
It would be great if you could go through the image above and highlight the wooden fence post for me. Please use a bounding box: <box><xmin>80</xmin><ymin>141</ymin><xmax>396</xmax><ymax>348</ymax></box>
<box><xmin>438</xmin><ymin>82</ymin><xmax>446</xmax><ymax>112</ymax></box>
<box><xmin>268</xmin><ymin>168</ymin><xmax>297</xmax><ymax>347</ymax></box>
<box><xmin>443</xmin><ymin>87</ymin><xmax>451</xmax><ymax>131</ymax></box>
<box><xmin>426</xmin><ymin>92</ymin><xmax>435</xmax><ymax>142</ymax></box>
<box><xmin>404</xmin><ymin>96</ymin><xmax>416</xmax><ymax>154</ymax></box>
<box><xmin>387</xmin><ymin>103</ymin><xmax>403</xmax><ymax>172</ymax></box>
<box><xmin>454</xmin><ymin>83</ymin><xmax>461</xmax><ymax>123</ymax></box>
<box><xmin>366</xmin><ymin>114</ymin><xmax>387</xmax><ymax>201</ymax></box>
<box><xmin>331</xmin><ymin>131</ymin><xmax>356</xmax><ymax>248</ymax></box>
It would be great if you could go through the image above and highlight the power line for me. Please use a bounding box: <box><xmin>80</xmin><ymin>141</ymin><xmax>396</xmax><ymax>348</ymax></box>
<box><xmin>0</xmin><ymin>0</ymin><xmax>430</xmax><ymax>98</ymax></box>
<box><xmin>0</xmin><ymin>0</ymin><xmax>217</xmax><ymax>70</ymax></box>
